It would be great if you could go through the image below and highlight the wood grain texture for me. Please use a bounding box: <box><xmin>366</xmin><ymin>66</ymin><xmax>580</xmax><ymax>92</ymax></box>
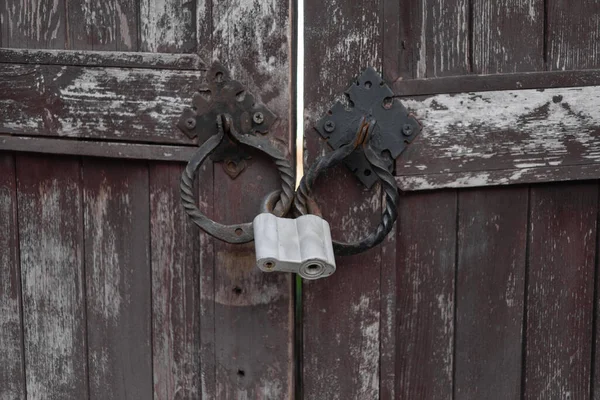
<box><xmin>524</xmin><ymin>182</ymin><xmax>598</xmax><ymax>399</ymax></box>
<box><xmin>392</xmin><ymin>68</ymin><xmax>600</xmax><ymax>97</ymax></box>
<box><xmin>140</xmin><ymin>0</ymin><xmax>195</xmax><ymax>53</ymax></box>
<box><xmin>0</xmin><ymin>0</ymin><xmax>66</xmax><ymax>49</ymax></box>
<box><xmin>472</xmin><ymin>0</ymin><xmax>544</xmax><ymax>74</ymax></box>
<box><xmin>65</xmin><ymin>0</ymin><xmax>137</xmax><ymax>51</ymax></box>
<box><xmin>303</xmin><ymin>0</ymin><xmax>383</xmax><ymax>397</ymax></box>
<box><xmin>0</xmin><ymin>135</ymin><xmax>196</xmax><ymax>162</ymax></box>
<box><xmin>83</xmin><ymin>160</ymin><xmax>152</xmax><ymax>400</ymax></box>
<box><xmin>455</xmin><ymin>187</ymin><xmax>528</xmax><ymax>399</ymax></box>
<box><xmin>0</xmin><ymin>48</ymin><xmax>206</xmax><ymax>70</ymax></box>
<box><xmin>206</xmin><ymin>0</ymin><xmax>295</xmax><ymax>397</ymax></box>
<box><xmin>16</xmin><ymin>154</ymin><xmax>88</xmax><ymax>399</ymax></box>
<box><xmin>396</xmin><ymin>86</ymin><xmax>600</xmax><ymax>190</ymax></box>
<box><xmin>383</xmin><ymin>0</ymin><xmax>468</xmax><ymax>81</ymax></box>
<box><xmin>150</xmin><ymin>164</ymin><xmax>200</xmax><ymax>399</ymax></box>
<box><xmin>0</xmin><ymin>63</ymin><xmax>202</xmax><ymax>144</ymax></box>
<box><xmin>142</xmin><ymin>4</ymin><xmax>201</xmax><ymax>396</ymax></box>
<box><xmin>0</xmin><ymin>153</ymin><xmax>25</xmax><ymax>400</ymax></box>
<box><xmin>394</xmin><ymin>190</ymin><xmax>456</xmax><ymax>400</ymax></box>
<box><xmin>547</xmin><ymin>0</ymin><xmax>600</xmax><ymax>71</ymax></box>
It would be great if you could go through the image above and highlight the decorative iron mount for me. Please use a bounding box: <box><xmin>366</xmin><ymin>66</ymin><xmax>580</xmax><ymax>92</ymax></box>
<box><xmin>177</xmin><ymin>63</ymin><xmax>421</xmax><ymax>257</ymax></box>
<box><xmin>315</xmin><ymin>67</ymin><xmax>421</xmax><ymax>188</ymax></box>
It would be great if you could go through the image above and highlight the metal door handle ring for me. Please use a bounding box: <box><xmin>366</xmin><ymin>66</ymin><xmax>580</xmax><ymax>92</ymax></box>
<box><xmin>181</xmin><ymin>114</ymin><xmax>295</xmax><ymax>243</ymax></box>
<box><xmin>294</xmin><ymin>120</ymin><xmax>399</xmax><ymax>256</ymax></box>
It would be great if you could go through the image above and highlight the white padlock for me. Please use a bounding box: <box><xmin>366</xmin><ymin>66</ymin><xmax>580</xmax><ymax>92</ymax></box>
<box><xmin>253</xmin><ymin>213</ymin><xmax>336</xmax><ymax>280</ymax></box>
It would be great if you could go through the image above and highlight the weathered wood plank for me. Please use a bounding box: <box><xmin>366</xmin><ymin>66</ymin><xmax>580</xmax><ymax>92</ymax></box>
<box><xmin>394</xmin><ymin>190</ymin><xmax>456</xmax><ymax>399</ymax></box>
<box><xmin>472</xmin><ymin>0</ymin><xmax>544</xmax><ymax>74</ymax></box>
<box><xmin>16</xmin><ymin>154</ymin><xmax>88</xmax><ymax>399</ymax></box>
<box><xmin>0</xmin><ymin>153</ymin><xmax>25</xmax><ymax>400</ymax></box>
<box><xmin>547</xmin><ymin>0</ymin><xmax>600</xmax><ymax>71</ymax></box>
<box><xmin>0</xmin><ymin>48</ymin><xmax>206</xmax><ymax>70</ymax></box>
<box><xmin>140</xmin><ymin>0</ymin><xmax>195</xmax><ymax>53</ymax></box>
<box><xmin>383</xmin><ymin>0</ymin><xmax>469</xmax><ymax>81</ymax></box>
<box><xmin>455</xmin><ymin>187</ymin><xmax>528</xmax><ymax>399</ymax></box>
<box><xmin>524</xmin><ymin>182</ymin><xmax>598</xmax><ymax>399</ymax></box>
<box><xmin>149</xmin><ymin>164</ymin><xmax>200</xmax><ymax>399</ymax></box>
<box><xmin>83</xmin><ymin>160</ymin><xmax>152</xmax><ymax>400</ymax></box>
<box><xmin>395</xmin><ymin>86</ymin><xmax>600</xmax><ymax>190</ymax></box>
<box><xmin>0</xmin><ymin>63</ymin><xmax>202</xmax><ymax>144</ymax></box>
<box><xmin>0</xmin><ymin>0</ymin><xmax>66</xmax><ymax>49</ymax></box>
<box><xmin>141</xmin><ymin>3</ymin><xmax>202</xmax><ymax>398</ymax></box>
<box><xmin>303</xmin><ymin>0</ymin><xmax>382</xmax><ymax>397</ymax></box>
<box><xmin>392</xmin><ymin>68</ymin><xmax>600</xmax><ymax>97</ymax></box>
<box><xmin>206</xmin><ymin>0</ymin><xmax>295</xmax><ymax>396</ymax></box>
<box><xmin>0</xmin><ymin>135</ymin><xmax>196</xmax><ymax>161</ymax></box>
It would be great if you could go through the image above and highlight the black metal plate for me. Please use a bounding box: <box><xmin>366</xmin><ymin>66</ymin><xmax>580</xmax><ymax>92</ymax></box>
<box><xmin>177</xmin><ymin>62</ymin><xmax>277</xmax><ymax>164</ymax></box>
<box><xmin>315</xmin><ymin>67</ymin><xmax>421</xmax><ymax>188</ymax></box>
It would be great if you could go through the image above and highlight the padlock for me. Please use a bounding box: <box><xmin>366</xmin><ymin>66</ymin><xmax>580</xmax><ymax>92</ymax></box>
<box><xmin>253</xmin><ymin>213</ymin><xmax>336</xmax><ymax>280</ymax></box>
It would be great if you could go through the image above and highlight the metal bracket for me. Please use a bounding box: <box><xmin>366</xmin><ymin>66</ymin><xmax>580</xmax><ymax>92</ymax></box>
<box><xmin>315</xmin><ymin>67</ymin><xmax>422</xmax><ymax>188</ymax></box>
<box><xmin>177</xmin><ymin>62</ymin><xmax>277</xmax><ymax>178</ymax></box>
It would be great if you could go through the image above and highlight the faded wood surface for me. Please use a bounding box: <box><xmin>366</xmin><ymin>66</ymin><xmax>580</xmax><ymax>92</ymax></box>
<box><xmin>0</xmin><ymin>153</ymin><xmax>25</xmax><ymax>400</ymax></box>
<box><xmin>396</xmin><ymin>86</ymin><xmax>600</xmax><ymax>190</ymax></box>
<box><xmin>455</xmin><ymin>187</ymin><xmax>528</xmax><ymax>399</ymax></box>
<box><xmin>0</xmin><ymin>48</ymin><xmax>206</xmax><ymax>69</ymax></box>
<box><xmin>150</xmin><ymin>164</ymin><xmax>200</xmax><ymax>399</ymax></box>
<box><xmin>394</xmin><ymin>191</ymin><xmax>456</xmax><ymax>399</ymax></box>
<box><xmin>0</xmin><ymin>63</ymin><xmax>202</xmax><ymax>145</ymax></box>
<box><xmin>208</xmin><ymin>0</ymin><xmax>295</xmax><ymax>395</ymax></box>
<box><xmin>17</xmin><ymin>155</ymin><xmax>88</xmax><ymax>399</ymax></box>
<box><xmin>0</xmin><ymin>135</ymin><xmax>196</xmax><ymax>162</ymax></box>
<box><xmin>524</xmin><ymin>183</ymin><xmax>598</xmax><ymax>399</ymax></box>
<box><xmin>302</xmin><ymin>0</ymin><xmax>383</xmax><ymax>398</ymax></box>
<box><xmin>472</xmin><ymin>0</ymin><xmax>543</xmax><ymax>74</ymax></box>
<box><xmin>83</xmin><ymin>160</ymin><xmax>152</xmax><ymax>400</ymax></box>
<box><xmin>382</xmin><ymin>0</ymin><xmax>468</xmax><ymax>81</ymax></box>
<box><xmin>141</xmin><ymin>4</ymin><xmax>202</xmax><ymax>398</ymax></box>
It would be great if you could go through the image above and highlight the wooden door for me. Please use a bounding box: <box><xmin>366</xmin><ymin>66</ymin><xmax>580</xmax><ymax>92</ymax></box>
<box><xmin>0</xmin><ymin>1</ymin><xmax>294</xmax><ymax>399</ymax></box>
<box><xmin>302</xmin><ymin>1</ymin><xmax>600</xmax><ymax>399</ymax></box>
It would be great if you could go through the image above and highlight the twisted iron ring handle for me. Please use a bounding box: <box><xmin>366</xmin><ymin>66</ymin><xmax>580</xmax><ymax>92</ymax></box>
<box><xmin>294</xmin><ymin>127</ymin><xmax>399</xmax><ymax>256</ymax></box>
<box><xmin>181</xmin><ymin>114</ymin><xmax>295</xmax><ymax>243</ymax></box>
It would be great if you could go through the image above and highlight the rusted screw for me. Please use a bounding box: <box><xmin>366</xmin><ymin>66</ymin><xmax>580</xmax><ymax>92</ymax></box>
<box><xmin>324</xmin><ymin>120</ymin><xmax>336</xmax><ymax>133</ymax></box>
<box><xmin>185</xmin><ymin>117</ymin><xmax>196</xmax><ymax>129</ymax></box>
<box><xmin>402</xmin><ymin>123</ymin><xmax>412</xmax><ymax>136</ymax></box>
<box><xmin>253</xmin><ymin>112</ymin><xmax>264</xmax><ymax>124</ymax></box>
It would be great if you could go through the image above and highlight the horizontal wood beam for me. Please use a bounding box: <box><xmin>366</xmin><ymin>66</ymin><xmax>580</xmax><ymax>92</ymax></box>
<box><xmin>0</xmin><ymin>48</ymin><xmax>206</xmax><ymax>70</ymax></box>
<box><xmin>394</xmin><ymin>68</ymin><xmax>600</xmax><ymax>97</ymax></box>
<box><xmin>0</xmin><ymin>135</ymin><xmax>195</xmax><ymax>162</ymax></box>
<box><xmin>396</xmin><ymin>85</ymin><xmax>600</xmax><ymax>190</ymax></box>
<box><xmin>0</xmin><ymin>63</ymin><xmax>203</xmax><ymax>145</ymax></box>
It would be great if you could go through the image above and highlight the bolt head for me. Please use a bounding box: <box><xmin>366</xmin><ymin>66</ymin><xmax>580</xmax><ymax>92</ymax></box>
<box><xmin>402</xmin><ymin>123</ymin><xmax>412</xmax><ymax>136</ymax></box>
<box><xmin>324</xmin><ymin>120</ymin><xmax>336</xmax><ymax>133</ymax></box>
<box><xmin>253</xmin><ymin>112</ymin><xmax>265</xmax><ymax>124</ymax></box>
<box><xmin>185</xmin><ymin>117</ymin><xmax>196</xmax><ymax>129</ymax></box>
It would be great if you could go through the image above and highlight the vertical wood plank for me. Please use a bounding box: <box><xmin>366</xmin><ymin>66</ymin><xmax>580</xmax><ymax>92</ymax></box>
<box><xmin>139</xmin><ymin>2</ymin><xmax>201</xmax><ymax>398</ymax></box>
<box><xmin>65</xmin><ymin>0</ymin><xmax>137</xmax><ymax>51</ymax></box>
<box><xmin>383</xmin><ymin>0</ymin><xmax>468</xmax><ymax>81</ymax></box>
<box><xmin>140</xmin><ymin>0</ymin><xmax>195</xmax><ymax>53</ymax></box>
<box><xmin>524</xmin><ymin>182</ymin><xmax>598</xmax><ymax>399</ymax></box>
<box><xmin>394</xmin><ymin>190</ymin><xmax>456</xmax><ymax>400</ymax></box>
<box><xmin>303</xmin><ymin>0</ymin><xmax>382</xmax><ymax>398</ymax></box>
<box><xmin>16</xmin><ymin>154</ymin><xmax>88</xmax><ymax>399</ymax></box>
<box><xmin>0</xmin><ymin>0</ymin><xmax>66</xmax><ymax>49</ymax></box>
<box><xmin>206</xmin><ymin>0</ymin><xmax>295</xmax><ymax>397</ymax></box>
<box><xmin>83</xmin><ymin>160</ymin><xmax>152</xmax><ymax>400</ymax></box>
<box><xmin>149</xmin><ymin>163</ymin><xmax>200</xmax><ymax>400</ymax></box>
<box><xmin>0</xmin><ymin>153</ymin><xmax>25</xmax><ymax>400</ymax></box>
<box><xmin>547</xmin><ymin>0</ymin><xmax>600</xmax><ymax>71</ymax></box>
<box><xmin>455</xmin><ymin>187</ymin><xmax>528</xmax><ymax>400</ymax></box>
<box><xmin>472</xmin><ymin>0</ymin><xmax>544</xmax><ymax>73</ymax></box>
